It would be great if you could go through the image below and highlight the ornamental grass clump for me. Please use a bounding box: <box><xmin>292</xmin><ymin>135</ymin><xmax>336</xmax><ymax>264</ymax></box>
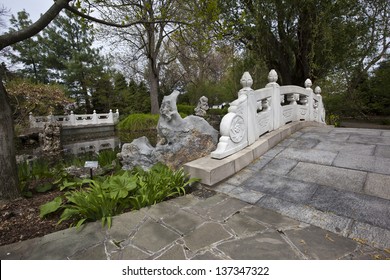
<box><xmin>40</xmin><ymin>164</ymin><xmax>199</xmax><ymax>228</ymax></box>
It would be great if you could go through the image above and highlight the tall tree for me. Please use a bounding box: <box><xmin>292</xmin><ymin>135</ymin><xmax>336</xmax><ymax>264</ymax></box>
<box><xmin>5</xmin><ymin>10</ymin><xmax>47</xmax><ymax>82</ymax></box>
<box><xmin>99</xmin><ymin>0</ymin><xmax>185</xmax><ymax>114</ymax></box>
<box><xmin>221</xmin><ymin>0</ymin><xmax>389</xmax><ymax>86</ymax></box>
<box><xmin>40</xmin><ymin>10</ymin><xmax>106</xmax><ymax>112</ymax></box>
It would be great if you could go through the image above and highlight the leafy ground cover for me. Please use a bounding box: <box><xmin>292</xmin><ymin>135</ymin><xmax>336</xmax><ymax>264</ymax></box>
<box><xmin>0</xmin><ymin>150</ymin><xmax>197</xmax><ymax>247</ymax></box>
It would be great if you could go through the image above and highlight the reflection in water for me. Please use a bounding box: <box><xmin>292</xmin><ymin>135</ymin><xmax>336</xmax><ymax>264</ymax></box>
<box><xmin>62</xmin><ymin>137</ymin><xmax>121</xmax><ymax>155</ymax></box>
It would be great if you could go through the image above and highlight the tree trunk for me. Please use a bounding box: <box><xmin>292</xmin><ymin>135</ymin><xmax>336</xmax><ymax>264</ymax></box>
<box><xmin>0</xmin><ymin>79</ymin><xmax>20</xmax><ymax>199</ymax></box>
<box><xmin>0</xmin><ymin>0</ymin><xmax>70</xmax><ymax>200</ymax></box>
<box><xmin>149</xmin><ymin>66</ymin><xmax>160</xmax><ymax>114</ymax></box>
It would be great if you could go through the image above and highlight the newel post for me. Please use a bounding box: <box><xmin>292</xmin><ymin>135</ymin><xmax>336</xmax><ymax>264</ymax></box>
<box><xmin>240</xmin><ymin>72</ymin><xmax>257</xmax><ymax>144</ymax></box>
<box><xmin>29</xmin><ymin>112</ymin><xmax>35</xmax><ymax>128</ymax></box>
<box><xmin>315</xmin><ymin>86</ymin><xmax>325</xmax><ymax>123</ymax></box>
<box><xmin>92</xmin><ymin>110</ymin><xmax>98</xmax><ymax>124</ymax></box>
<box><xmin>305</xmin><ymin>79</ymin><xmax>314</xmax><ymax>121</ymax></box>
<box><xmin>108</xmin><ymin>109</ymin><xmax>114</xmax><ymax>123</ymax></box>
<box><xmin>266</xmin><ymin>69</ymin><xmax>281</xmax><ymax>130</ymax></box>
<box><xmin>69</xmin><ymin>111</ymin><xmax>76</xmax><ymax>126</ymax></box>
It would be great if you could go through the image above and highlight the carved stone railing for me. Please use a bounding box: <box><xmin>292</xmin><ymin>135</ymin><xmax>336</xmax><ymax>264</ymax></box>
<box><xmin>29</xmin><ymin>109</ymin><xmax>120</xmax><ymax>128</ymax></box>
<box><xmin>211</xmin><ymin>70</ymin><xmax>325</xmax><ymax>159</ymax></box>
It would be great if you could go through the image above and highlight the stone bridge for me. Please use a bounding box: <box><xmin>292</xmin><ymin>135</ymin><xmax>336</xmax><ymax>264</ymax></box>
<box><xmin>185</xmin><ymin>71</ymin><xmax>390</xmax><ymax>249</ymax></box>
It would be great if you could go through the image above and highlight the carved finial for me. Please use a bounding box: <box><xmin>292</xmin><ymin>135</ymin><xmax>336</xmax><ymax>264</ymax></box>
<box><xmin>304</xmin><ymin>79</ymin><xmax>312</xmax><ymax>89</ymax></box>
<box><xmin>268</xmin><ymin>69</ymin><xmax>278</xmax><ymax>83</ymax></box>
<box><xmin>240</xmin><ymin>72</ymin><xmax>253</xmax><ymax>89</ymax></box>
<box><xmin>116</xmin><ymin>109</ymin><xmax>119</xmax><ymax>114</ymax></box>
<box><xmin>93</xmin><ymin>110</ymin><xmax>96</xmax><ymax>114</ymax></box>
<box><xmin>70</xmin><ymin>111</ymin><xmax>74</xmax><ymax>115</ymax></box>
<box><xmin>109</xmin><ymin>109</ymin><xmax>112</xmax><ymax>113</ymax></box>
<box><xmin>315</xmin><ymin>86</ymin><xmax>322</xmax><ymax>95</ymax></box>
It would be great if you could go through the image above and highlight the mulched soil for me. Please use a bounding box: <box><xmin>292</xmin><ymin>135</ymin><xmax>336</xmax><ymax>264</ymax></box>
<box><xmin>0</xmin><ymin>190</ymin><xmax>72</xmax><ymax>247</ymax></box>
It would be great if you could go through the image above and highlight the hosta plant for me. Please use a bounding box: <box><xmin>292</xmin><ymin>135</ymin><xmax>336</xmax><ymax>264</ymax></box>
<box><xmin>40</xmin><ymin>164</ymin><xmax>199</xmax><ymax>228</ymax></box>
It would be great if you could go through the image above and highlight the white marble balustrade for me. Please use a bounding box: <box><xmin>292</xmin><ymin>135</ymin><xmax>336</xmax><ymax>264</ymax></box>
<box><xmin>29</xmin><ymin>109</ymin><xmax>119</xmax><ymax>128</ymax></box>
<box><xmin>211</xmin><ymin>70</ymin><xmax>325</xmax><ymax>159</ymax></box>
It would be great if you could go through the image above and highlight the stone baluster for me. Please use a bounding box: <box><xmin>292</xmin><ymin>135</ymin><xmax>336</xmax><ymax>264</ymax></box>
<box><xmin>266</xmin><ymin>69</ymin><xmax>280</xmax><ymax>131</ymax></box>
<box><xmin>92</xmin><ymin>110</ymin><xmax>98</xmax><ymax>124</ymax></box>
<box><xmin>69</xmin><ymin>111</ymin><xmax>76</xmax><ymax>126</ymax></box>
<box><xmin>305</xmin><ymin>79</ymin><xmax>315</xmax><ymax>121</ymax></box>
<box><xmin>315</xmin><ymin>86</ymin><xmax>322</xmax><ymax>96</ymax></box>
<box><xmin>29</xmin><ymin>112</ymin><xmax>36</xmax><ymax>128</ymax></box>
<box><xmin>238</xmin><ymin>72</ymin><xmax>253</xmax><ymax>97</ymax></box>
<box><xmin>108</xmin><ymin>109</ymin><xmax>114</xmax><ymax>123</ymax></box>
<box><xmin>298</xmin><ymin>79</ymin><xmax>310</xmax><ymax>106</ymax></box>
<box><xmin>315</xmin><ymin>86</ymin><xmax>325</xmax><ymax>123</ymax></box>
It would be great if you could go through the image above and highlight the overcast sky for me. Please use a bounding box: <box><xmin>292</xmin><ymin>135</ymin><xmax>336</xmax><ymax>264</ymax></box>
<box><xmin>2</xmin><ymin>0</ymin><xmax>56</xmax><ymax>23</ymax></box>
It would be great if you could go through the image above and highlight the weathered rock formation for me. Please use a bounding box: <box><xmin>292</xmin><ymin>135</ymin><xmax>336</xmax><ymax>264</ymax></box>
<box><xmin>194</xmin><ymin>96</ymin><xmax>209</xmax><ymax>117</ymax></box>
<box><xmin>119</xmin><ymin>91</ymin><xmax>218</xmax><ymax>170</ymax></box>
<box><xmin>40</xmin><ymin>121</ymin><xmax>62</xmax><ymax>157</ymax></box>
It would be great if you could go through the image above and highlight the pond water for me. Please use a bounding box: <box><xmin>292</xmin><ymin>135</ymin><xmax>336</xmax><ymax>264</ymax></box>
<box><xmin>62</xmin><ymin>136</ymin><xmax>121</xmax><ymax>155</ymax></box>
<box><xmin>16</xmin><ymin>128</ymin><xmax>157</xmax><ymax>160</ymax></box>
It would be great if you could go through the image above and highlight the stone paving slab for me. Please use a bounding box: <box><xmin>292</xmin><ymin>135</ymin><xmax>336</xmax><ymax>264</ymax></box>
<box><xmin>162</xmin><ymin>210</ymin><xmax>205</xmax><ymax>235</ymax></box>
<box><xmin>155</xmin><ymin>244</ymin><xmax>187</xmax><ymax>260</ymax></box>
<box><xmin>132</xmin><ymin>218</ymin><xmax>180</xmax><ymax>253</ymax></box>
<box><xmin>308</xmin><ymin>187</ymin><xmax>390</xmax><ymax>230</ymax></box>
<box><xmin>216</xmin><ymin>232</ymin><xmax>299</xmax><ymax>260</ymax></box>
<box><xmin>374</xmin><ymin>157</ymin><xmax>390</xmax><ymax>175</ymax></box>
<box><xmin>242</xmin><ymin>172</ymin><xmax>318</xmax><ymax>204</ymax></box>
<box><xmin>375</xmin><ymin>145</ymin><xmax>390</xmax><ymax>158</ymax></box>
<box><xmin>256</xmin><ymin>195</ymin><xmax>354</xmax><ymax>237</ymax></box>
<box><xmin>240</xmin><ymin>205</ymin><xmax>302</xmax><ymax>230</ymax></box>
<box><xmin>348</xmin><ymin>222</ymin><xmax>390</xmax><ymax>249</ymax></box>
<box><xmin>183</xmin><ymin>222</ymin><xmax>232</xmax><ymax>251</ymax></box>
<box><xmin>111</xmin><ymin>245</ymin><xmax>150</xmax><ymax>260</ymax></box>
<box><xmin>214</xmin><ymin>183</ymin><xmax>265</xmax><ymax>204</ymax></box>
<box><xmin>288</xmin><ymin>162</ymin><xmax>367</xmax><ymax>193</ymax></box>
<box><xmin>348</xmin><ymin>134</ymin><xmax>390</xmax><ymax>145</ymax></box>
<box><xmin>284</xmin><ymin>225</ymin><xmax>357</xmax><ymax>260</ymax></box>
<box><xmin>333</xmin><ymin>153</ymin><xmax>390</xmax><ymax>175</ymax></box>
<box><xmin>364</xmin><ymin>173</ymin><xmax>390</xmax><ymax>200</ymax></box>
<box><xmin>329</xmin><ymin>128</ymin><xmax>384</xmax><ymax>136</ymax></box>
<box><xmin>276</xmin><ymin>147</ymin><xmax>338</xmax><ymax>165</ymax></box>
<box><xmin>260</xmin><ymin>157</ymin><xmax>299</xmax><ymax>175</ymax></box>
<box><xmin>300</xmin><ymin>132</ymin><xmax>350</xmax><ymax>142</ymax></box>
<box><xmin>224</xmin><ymin>212</ymin><xmax>268</xmax><ymax>237</ymax></box>
<box><xmin>313</xmin><ymin>141</ymin><xmax>376</xmax><ymax>155</ymax></box>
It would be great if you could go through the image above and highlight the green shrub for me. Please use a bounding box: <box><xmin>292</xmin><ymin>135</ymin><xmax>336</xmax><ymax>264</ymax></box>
<box><xmin>130</xmin><ymin>163</ymin><xmax>195</xmax><ymax>210</ymax></box>
<box><xmin>97</xmin><ymin>149</ymin><xmax>120</xmax><ymax>169</ymax></box>
<box><xmin>208</xmin><ymin>107</ymin><xmax>228</xmax><ymax>116</ymax></box>
<box><xmin>327</xmin><ymin>114</ymin><xmax>341</xmax><ymax>127</ymax></box>
<box><xmin>177</xmin><ymin>104</ymin><xmax>195</xmax><ymax>116</ymax></box>
<box><xmin>40</xmin><ymin>164</ymin><xmax>199</xmax><ymax>228</ymax></box>
<box><xmin>117</xmin><ymin>114</ymin><xmax>159</xmax><ymax>131</ymax></box>
<box><xmin>18</xmin><ymin>159</ymin><xmax>56</xmax><ymax>196</ymax></box>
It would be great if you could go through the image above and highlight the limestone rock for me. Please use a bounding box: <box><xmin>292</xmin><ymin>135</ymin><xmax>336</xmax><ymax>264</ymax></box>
<box><xmin>118</xmin><ymin>136</ymin><xmax>157</xmax><ymax>170</ymax></box>
<box><xmin>119</xmin><ymin>91</ymin><xmax>218</xmax><ymax>170</ymax></box>
<box><xmin>194</xmin><ymin>96</ymin><xmax>209</xmax><ymax>117</ymax></box>
<box><xmin>40</xmin><ymin>121</ymin><xmax>62</xmax><ymax>157</ymax></box>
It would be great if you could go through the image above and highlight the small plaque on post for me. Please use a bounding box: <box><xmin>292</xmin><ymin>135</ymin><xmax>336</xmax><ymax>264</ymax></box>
<box><xmin>84</xmin><ymin>161</ymin><xmax>99</xmax><ymax>168</ymax></box>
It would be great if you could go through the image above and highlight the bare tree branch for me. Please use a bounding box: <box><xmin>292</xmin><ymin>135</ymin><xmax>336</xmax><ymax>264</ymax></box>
<box><xmin>65</xmin><ymin>4</ymin><xmax>187</xmax><ymax>28</ymax></box>
<box><xmin>0</xmin><ymin>0</ymin><xmax>70</xmax><ymax>50</ymax></box>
